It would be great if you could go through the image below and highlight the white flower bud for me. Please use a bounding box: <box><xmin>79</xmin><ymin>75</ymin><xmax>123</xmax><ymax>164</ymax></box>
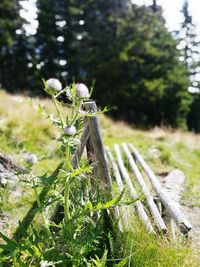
<box><xmin>76</xmin><ymin>83</ymin><xmax>90</xmax><ymax>98</ymax></box>
<box><xmin>40</xmin><ymin>260</ymin><xmax>48</xmax><ymax>267</ymax></box>
<box><xmin>24</xmin><ymin>153</ymin><xmax>38</xmax><ymax>165</ymax></box>
<box><xmin>63</xmin><ymin>125</ymin><xmax>76</xmax><ymax>136</ymax></box>
<box><xmin>46</xmin><ymin>78</ymin><xmax>62</xmax><ymax>94</ymax></box>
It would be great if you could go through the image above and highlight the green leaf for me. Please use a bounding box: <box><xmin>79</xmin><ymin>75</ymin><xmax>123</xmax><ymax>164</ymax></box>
<box><xmin>0</xmin><ymin>232</ymin><xmax>18</xmax><ymax>251</ymax></box>
<box><xmin>103</xmin><ymin>188</ymin><xmax>125</xmax><ymax>209</ymax></box>
<box><xmin>96</xmin><ymin>202</ymin><xmax>102</xmax><ymax>210</ymax></box>
<box><xmin>84</xmin><ymin>201</ymin><xmax>93</xmax><ymax>211</ymax></box>
<box><xmin>114</xmin><ymin>259</ymin><xmax>127</xmax><ymax>267</ymax></box>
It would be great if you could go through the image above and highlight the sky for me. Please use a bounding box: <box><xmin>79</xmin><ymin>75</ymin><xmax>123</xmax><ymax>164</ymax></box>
<box><xmin>20</xmin><ymin>0</ymin><xmax>200</xmax><ymax>35</ymax></box>
<box><xmin>132</xmin><ymin>0</ymin><xmax>200</xmax><ymax>33</ymax></box>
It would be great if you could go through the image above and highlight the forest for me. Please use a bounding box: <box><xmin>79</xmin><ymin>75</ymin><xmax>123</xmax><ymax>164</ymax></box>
<box><xmin>0</xmin><ymin>0</ymin><xmax>200</xmax><ymax>131</ymax></box>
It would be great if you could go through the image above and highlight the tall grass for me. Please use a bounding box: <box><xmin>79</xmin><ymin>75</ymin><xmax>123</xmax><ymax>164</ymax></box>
<box><xmin>0</xmin><ymin>89</ymin><xmax>199</xmax><ymax>266</ymax></box>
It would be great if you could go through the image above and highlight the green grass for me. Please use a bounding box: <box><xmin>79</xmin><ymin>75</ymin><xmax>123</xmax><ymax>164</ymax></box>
<box><xmin>0</xmin><ymin>90</ymin><xmax>200</xmax><ymax>266</ymax></box>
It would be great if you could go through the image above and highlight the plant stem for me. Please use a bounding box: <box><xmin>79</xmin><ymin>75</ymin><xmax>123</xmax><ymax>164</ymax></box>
<box><xmin>64</xmin><ymin>143</ymin><xmax>71</xmax><ymax>222</ymax></box>
<box><xmin>64</xmin><ymin>181</ymin><xmax>71</xmax><ymax>222</ymax></box>
<box><xmin>53</xmin><ymin>97</ymin><xmax>65</xmax><ymax>127</ymax></box>
<box><xmin>70</xmin><ymin>100</ymin><xmax>82</xmax><ymax>125</ymax></box>
<box><xmin>32</xmin><ymin>179</ymin><xmax>51</xmax><ymax>237</ymax></box>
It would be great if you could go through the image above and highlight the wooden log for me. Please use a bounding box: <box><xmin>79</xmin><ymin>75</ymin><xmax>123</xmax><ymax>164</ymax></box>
<box><xmin>122</xmin><ymin>143</ymin><xmax>167</xmax><ymax>233</ymax></box>
<box><xmin>84</xmin><ymin>117</ymin><xmax>98</xmax><ymax>192</ymax></box>
<box><xmin>106</xmin><ymin>147</ymin><xmax>130</xmax><ymax>230</ymax></box>
<box><xmin>129</xmin><ymin>143</ymin><xmax>192</xmax><ymax>235</ymax></box>
<box><xmin>114</xmin><ymin>144</ymin><xmax>154</xmax><ymax>233</ymax></box>
<box><xmin>84</xmin><ymin>101</ymin><xmax>112</xmax><ymax>191</ymax></box>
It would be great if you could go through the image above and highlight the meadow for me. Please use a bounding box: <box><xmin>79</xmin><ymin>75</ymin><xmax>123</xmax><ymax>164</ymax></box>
<box><xmin>0</xmin><ymin>89</ymin><xmax>200</xmax><ymax>266</ymax></box>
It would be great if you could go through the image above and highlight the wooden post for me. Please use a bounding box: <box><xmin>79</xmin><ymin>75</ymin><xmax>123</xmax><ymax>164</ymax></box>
<box><xmin>122</xmin><ymin>143</ymin><xmax>167</xmax><ymax>233</ymax></box>
<box><xmin>114</xmin><ymin>144</ymin><xmax>154</xmax><ymax>233</ymax></box>
<box><xmin>129</xmin><ymin>143</ymin><xmax>192</xmax><ymax>235</ymax></box>
<box><xmin>71</xmin><ymin>122</ymin><xmax>90</xmax><ymax>169</ymax></box>
<box><xmin>84</xmin><ymin>101</ymin><xmax>112</xmax><ymax>191</ymax></box>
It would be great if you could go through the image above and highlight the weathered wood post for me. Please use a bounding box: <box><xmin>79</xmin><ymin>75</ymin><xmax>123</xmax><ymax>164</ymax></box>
<box><xmin>84</xmin><ymin>101</ymin><xmax>112</xmax><ymax>192</ymax></box>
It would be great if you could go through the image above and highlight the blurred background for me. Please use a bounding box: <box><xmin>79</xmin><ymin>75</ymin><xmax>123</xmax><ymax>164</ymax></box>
<box><xmin>0</xmin><ymin>0</ymin><xmax>200</xmax><ymax>131</ymax></box>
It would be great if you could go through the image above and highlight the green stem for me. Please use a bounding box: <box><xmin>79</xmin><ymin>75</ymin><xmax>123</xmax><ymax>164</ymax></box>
<box><xmin>32</xmin><ymin>180</ymin><xmax>51</xmax><ymax>237</ymax></box>
<box><xmin>53</xmin><ymin>97</ymin><xmax>64</xmax><ymax>127</ymax></box>
<box><xmin>64</xmin><ymin>181</ymin><xmax>70</xmax><ymax>222</ymax></box>
<box><xmin>64</xmin><ymin>143</ymin><xmax>71</xmax><ymax>223</ymax></box>
<box><xmin>70</xmin><ymin>101</ymin><xmax>82</xmax><ymax>125</ymax></box>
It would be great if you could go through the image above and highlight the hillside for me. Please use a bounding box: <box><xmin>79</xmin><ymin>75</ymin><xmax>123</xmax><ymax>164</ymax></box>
<box><xmin>0</xmin><ymin>89</ymin><xmax>200</xmax><ymax>266</ymax></box>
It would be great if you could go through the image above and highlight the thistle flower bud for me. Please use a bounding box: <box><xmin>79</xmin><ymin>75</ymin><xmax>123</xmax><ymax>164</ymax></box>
<box><xmin>63</xmin><ymin>125</ymin><xmax>76</xmax><ymax>136</ymax></box>
<box><xmin>76</xmin><ymin>83</ymin><xmax>90</xmax><ymax>98</ymax></box>
<box><xmin>40</xmin><ymin>260</ymin><xmax>48</xmax><ymax>267</ymax></box>
<box><xmin>46</xmin><ymin>78</ymin><xmax>62</xmax><ymax>94</ymax></box>
<box><xmin>24</xmin><ymin>153</ymin><xmax>38</xmax><ymax>165</ymax></box>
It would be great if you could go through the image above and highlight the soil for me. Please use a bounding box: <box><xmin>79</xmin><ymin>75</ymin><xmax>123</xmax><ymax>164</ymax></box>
<box><xmin>160</xmin><ymin>169</ymin><xmax>200</xmax><ymax>253</ymax></box>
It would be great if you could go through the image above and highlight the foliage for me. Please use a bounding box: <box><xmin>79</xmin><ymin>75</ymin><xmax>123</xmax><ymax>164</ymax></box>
<box><xmin>187</xmin><ymin>92</ymin><xmax>200</xmax><ymax>132</ymax></box>
<box><xmin>177</xmin><ymin>0</ymin><xmax>200</xmax><ymax>132</ymax></box>
<box><xmin>0</xmin><ymin>0</ymin><xmax>34</xmax><ymax>91</ymax></box>
<box><xmin>178</xmin><ymin>0</ymin><xmax>200</xmax><ymax>89</ymax></box>
<box><xmin>0</xmin><ymin>82</ymin><xmax>132</xmax><ymax>266</ymax></box>
<box><xmin>0</xmin><ymin>1</ymin><xmax>194</xmax><ymax>129</ymax></box>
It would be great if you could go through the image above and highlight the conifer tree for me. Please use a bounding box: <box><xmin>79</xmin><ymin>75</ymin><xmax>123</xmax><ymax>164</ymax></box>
<box><xmin>0</xmin><ymin>0</ymin><xmax>33</xmax><ymax>91</ymax></box>
<box><xmin>35</xmin><ymin>0</ymin><xmax>81</xmax><ymax>87</ymax></box>
<box><xmin>0</xmin><ymin>0</ymin><xmax>20</xmax><ymax>90</ymax></box>
<box><xmin>78</xmin><ymin>2</ymin><xmax>190</xmax><ymax>127</ymax></box>
<box><xmin>178</xmin><ymin>0</ymin><xmax>200</xmax><ymax>132</ymax></box>
<box><xmin>179</xmin><ymin>0</ymin><xmax>200</xmax><ymax>90</ymax></box>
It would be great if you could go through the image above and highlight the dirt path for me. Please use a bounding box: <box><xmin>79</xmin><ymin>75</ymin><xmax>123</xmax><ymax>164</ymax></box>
<box><xmin>160</xmin><ymin>169</ymin><xmax>200</xmax><ymax>257</ymax></box>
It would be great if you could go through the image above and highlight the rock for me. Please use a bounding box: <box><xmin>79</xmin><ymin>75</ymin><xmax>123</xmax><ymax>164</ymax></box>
<box><xmin>0</xmin><ymin>154</ymin><xmax>22</xmax><ymax>172</ymax></box>
<box><xmin>0</xmin><ymin>154</ymin><xmax>21</xmax><ymax>187</ymax></box>
<box><xmin>162</xmin><ymin>169</ymin><xmax>186</xmax><ymax>203</ymax></box>
<box><xmin>0</xmin><ymin>175</ymin><xmax>8</xmax><ymax>186</ymax></box>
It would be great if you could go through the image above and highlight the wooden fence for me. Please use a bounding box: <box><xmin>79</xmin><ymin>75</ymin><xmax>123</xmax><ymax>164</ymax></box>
<box><xmin>13</xmin><ymin>101</ymin><xmax>192</xmax><ymax>242</ymax></box>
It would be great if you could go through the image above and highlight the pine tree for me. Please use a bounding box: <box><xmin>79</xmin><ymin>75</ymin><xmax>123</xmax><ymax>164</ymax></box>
<box><xmin>35</xmin><ymin>0</ymin><xmax>81</xmax><ymax>87</ymax></box>
<box><xmin>76</xmin><ymin>0</ymin><xmax>130</xmax><ymax>102</ymax></box>
<box><xmin>77</xmin><ymin>2</ymin><xmax>190</xmax><ymax>128</ymax></box>
<box><xmin>178</xmin><ymin>0</ymin><xmax>200</xmax><ymax>132</ymax></box>
<box><xmin>152</xmin><ymin>0</ymin><xmax>158</xmax><ymax>12</ymax></box>
<box><xmin>0</xmin><ymin>0</ymin><xmax>20</xmax><ymax>90</ymax></box>
<box><xmin>179</xmin><ymin>0</ymin><xmax>200</xmax><ymax>90</ymax></box>
<box><xmin>0</xmin><ymin>0</ymin><xmax>33</xmax><ymax>91</ymax></box>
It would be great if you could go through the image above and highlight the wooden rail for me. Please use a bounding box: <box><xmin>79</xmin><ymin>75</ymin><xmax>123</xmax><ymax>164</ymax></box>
<box><xmin>128</xmin><ymin>143</ymin><xmax>192</xmax><ymax>235</ymax></box>
<box><xmin>12</xmin><ymin>100</ymin><xmax>192</xmax><ymax>242</ymax></box>
<box><xmin>114</xmin><ymin>144</ymin><xmax>154</xmax><ymax>233</ymax></box>
<box><xmin>122</xmin><ymin>143</ymin><xmax>167</xmax><ymax>233</ymax></box>
<box><xmin>106</xmin><ymin>143</ymin><xmax>192</xmax><ymax>236</ymax></box>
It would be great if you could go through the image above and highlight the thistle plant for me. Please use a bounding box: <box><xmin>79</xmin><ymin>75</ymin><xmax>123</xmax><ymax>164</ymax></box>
<box><xmin>0</xmin><ymin>80</ymin><xmax>131</xmax><ymax>266</ymax></box>
<box><xmin>43</xmin><ymin>78</ymin><xmax>90</xmax><ymax>224</ymax></box>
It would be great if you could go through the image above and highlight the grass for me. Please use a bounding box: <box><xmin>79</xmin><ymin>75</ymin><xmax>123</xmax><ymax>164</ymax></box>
<box><xmin>0</xmin><ymin>89</ymin><xmax>200</xmax><ymax>266</ymax></box>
